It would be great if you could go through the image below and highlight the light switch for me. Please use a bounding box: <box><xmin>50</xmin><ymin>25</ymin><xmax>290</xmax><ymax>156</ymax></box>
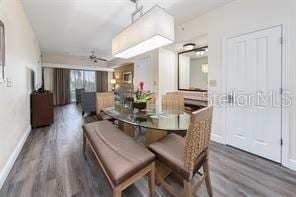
<box><xmin>6</xmin><ymin>79</ymin><xmax>12</xmax><ymax>87</ymax></box>
<box><xmin>208</xmin><ymin>80</ymin><xmax>217</xmax><ymax>87</ymax></box>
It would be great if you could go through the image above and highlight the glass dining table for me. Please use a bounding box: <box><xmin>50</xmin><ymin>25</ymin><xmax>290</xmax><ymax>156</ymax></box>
<box><xmin>102</xmin><ymin>103</ymin><xmax>191</xmax><ymax>133</ymax></box>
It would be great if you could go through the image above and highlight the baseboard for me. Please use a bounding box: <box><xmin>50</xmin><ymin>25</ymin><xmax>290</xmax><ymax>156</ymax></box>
<box><xmin>0</xmin><ymin>125</ymin><xmax>31</xmax><ymax>189</ymax></box>
<box><xmin>210</xmin><ymin>133</ymin><xmax>225</xmax><ymax>144</ymax></box>
<box><xmin>286</xmin><ymin>159</ymin><xmax>296</xmax><ymax>171</ymax></box>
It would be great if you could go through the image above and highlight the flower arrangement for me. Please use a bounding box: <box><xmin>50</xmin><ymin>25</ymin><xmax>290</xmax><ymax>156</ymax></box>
<box><xmin>134</xmin><ymin>82</ymin><xmax>152</xmax><ymax>103</ymax></box>
<box><xmin>132</xmin><ymin>82</ymin><xmax>152</xmax><ymax>110</ymax></box>
<box><xmin>134</xmin><ymin>89</ymin><xmax>153</xmax><ymax>103</ymax></box>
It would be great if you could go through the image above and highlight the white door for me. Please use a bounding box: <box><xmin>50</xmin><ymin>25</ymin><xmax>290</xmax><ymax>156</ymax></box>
<box><xmin>225</xmin><ymin>26</ymin><xmax>282</xmax><ymax>162</ymax></box>
<box><xmin>134</xmin><ymin>57</ymin><xmax>152</xmax><ymax>91</ymax></box>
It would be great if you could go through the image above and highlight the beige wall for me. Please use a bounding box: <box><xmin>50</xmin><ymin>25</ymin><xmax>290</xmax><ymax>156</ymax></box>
<box><xmin>175</xmin><ymin>0</ymin><xmax>296</xmax><ymax>169</ymax></box>
<box><xmin>113</xmin><ymin>64</ymin><xmax>134</xmax><ymax>90</ymax></box>
<box><xmin>0</xmin><ymin>0</ymin><xmax>41</xmax><ymax>183</ymax></box>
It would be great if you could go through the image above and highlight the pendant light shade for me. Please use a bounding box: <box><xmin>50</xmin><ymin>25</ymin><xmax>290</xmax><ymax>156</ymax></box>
<box><xmin>112</xmin><ymin>6</ymin><xmax>175</xmax><ymax>59</ymax></box>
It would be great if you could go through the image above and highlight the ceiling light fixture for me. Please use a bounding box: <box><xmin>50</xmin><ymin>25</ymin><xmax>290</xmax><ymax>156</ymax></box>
<box><xmin>183</xmin><ymin>43</ymin><xmax>196</xmax><ymax>51</ymax></box>
<box><xmin>195</xmin><ymin>48</ymin><xmax>208</xmax><ymax>57</ymax></box>
<box><xmin>112</xmin><ymin>0</ymin><xmax>175</xmax><ymax>59</ymax></box>
<box><xmin>195</xmin><ymin>51</ymin><xmax>204</xmax><ymax>56</ymax></box>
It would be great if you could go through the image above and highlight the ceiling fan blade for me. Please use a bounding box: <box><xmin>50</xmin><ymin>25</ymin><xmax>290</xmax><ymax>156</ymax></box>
<box><xmin>96</xmin><ymin>58</ymin><xmax>108</xmax><ymax>62</ymax></box>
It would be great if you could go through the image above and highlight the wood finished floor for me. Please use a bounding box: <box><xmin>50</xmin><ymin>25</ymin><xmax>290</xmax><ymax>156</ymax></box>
<box><xmin>1</xmin><ymin>104</ymin><xmax>296</xmax><ymax>197</ymax></box>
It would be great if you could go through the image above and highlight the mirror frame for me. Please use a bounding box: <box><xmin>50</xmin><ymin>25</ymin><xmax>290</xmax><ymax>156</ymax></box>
<box><xmin>177</xmin><ymin>46</ymin><xmax>208</xmax><ymax>92</ymax></box>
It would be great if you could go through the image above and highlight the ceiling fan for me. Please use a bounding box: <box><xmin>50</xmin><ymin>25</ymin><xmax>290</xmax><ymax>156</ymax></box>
<box><xmin>80</xmin><ymin>51</ymin><xmax>107</xmax><ymax>62</ymax></box>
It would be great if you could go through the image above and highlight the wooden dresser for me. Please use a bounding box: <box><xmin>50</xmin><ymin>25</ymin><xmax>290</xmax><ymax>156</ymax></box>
<box><xmin>31</xmin><ymin>92</ymin><xmax>54</xmax><ymax>128</ymax></box>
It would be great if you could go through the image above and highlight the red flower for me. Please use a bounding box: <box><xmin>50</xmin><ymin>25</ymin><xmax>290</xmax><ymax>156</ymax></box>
<box><xmin>140</xmin><ymin>82</ymin><xmax>144</xmax><ymax>90</ymax></box>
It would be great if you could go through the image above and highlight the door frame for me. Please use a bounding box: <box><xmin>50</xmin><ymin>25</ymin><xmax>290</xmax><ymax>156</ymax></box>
<box><xmin>222</xmin><ymin>24</ymin><xmax>291</xmax><ymax>169</ymax></box>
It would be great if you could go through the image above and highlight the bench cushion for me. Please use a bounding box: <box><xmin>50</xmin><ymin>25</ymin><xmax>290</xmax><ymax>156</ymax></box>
<box><xmin>83</xmin><ymin>121</ymin><xmax>155</xmax><ymax>186</ymax></box>
<box><xmin>149</xmin><ymin>133</ymin><xmax>206</xmax><ymax>181</ymax></box>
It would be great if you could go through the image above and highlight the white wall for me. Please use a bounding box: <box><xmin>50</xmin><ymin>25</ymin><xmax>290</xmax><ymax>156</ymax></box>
<box><xmin>0</xmin><ymin>0</ymin><xmax>41</xmax><ymax>187</ymax></box>
<box><xmin>133</xmin><ymin>50</ymin><xmax>159</xmax><ymax>94</ymax></box>
<box><xmin>175</xmin><ymin>0</ymin><xmax>296</xmax><ymax>169</ymax></box>
<box><xmin>132</xmin><ymin>48</ymin><xmax>177</xmax><ymax>105</ymax></box>
<box><xmin>158</xmin><ymin>48</ymin><xmax>177</xmax><ymax>101</ymax></box>
<box><xmin>134</xmin><ymin>57</ymin><xmax>152</xmax><ymax>91</ymax></box>
<box><xmin>107</xmin><ymin>72</ymin><xmax>113</xmax><ymax>92</ymax></box>
<box><xmin>178</xmin><ymin>54</ymin><xmax>190</xmax><ymax>89</ymax></box>
<box><xmin>43</xmin><ymin>67</ymin><xmax>54</xmax><ymax>92</ymax></box>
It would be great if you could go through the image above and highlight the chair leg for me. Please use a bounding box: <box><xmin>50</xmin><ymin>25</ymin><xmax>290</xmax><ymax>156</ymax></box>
<box><xmin>113</xmin><ymin>187</ymin><xmax>122</xmax><ymax>197</ymax></box>
<box><xmin>148</xmin><ymin>163</ymin><xmax>155</xmax><ymax>197</ymax></box>
<box><xmin>83</xmin><ymin>134</ymin><xmax>86</xmax><ymax>152</ymax></box>
<box><xmin>183</xmin><ymin>179</ymin><xmax>192</xmax><ymax>197</ymax></box>
<box><xmin>204</xmin><ymin>159</ymin><xmax>213</xmax><ymax>197</ymax></box>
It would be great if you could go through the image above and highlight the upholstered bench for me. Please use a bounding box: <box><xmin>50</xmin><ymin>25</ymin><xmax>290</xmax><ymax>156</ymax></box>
<box><xmin>82</xmin><ymin>120</ymin><xmax>155</xmax><ymax>197</ymax></box>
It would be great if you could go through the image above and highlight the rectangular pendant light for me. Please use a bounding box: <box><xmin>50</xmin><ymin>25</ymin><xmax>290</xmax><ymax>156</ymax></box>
<box><xmin>112</xmin><ymin>6</ymin><xmax>175</xmax><ymax>59</ymax></box>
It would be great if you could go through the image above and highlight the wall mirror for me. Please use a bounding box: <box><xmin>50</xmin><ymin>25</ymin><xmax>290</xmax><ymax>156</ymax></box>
<box><xmin>178</xmin><ymin>46</ymin><xmax>208</xmax><ymax>92</ymax></box>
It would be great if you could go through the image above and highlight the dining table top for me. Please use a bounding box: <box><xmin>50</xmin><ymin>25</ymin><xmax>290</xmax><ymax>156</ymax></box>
<box><xmin>102</xmin><ymin>103</ymin><xmax>191</xmax><ymax>132</ymax></box>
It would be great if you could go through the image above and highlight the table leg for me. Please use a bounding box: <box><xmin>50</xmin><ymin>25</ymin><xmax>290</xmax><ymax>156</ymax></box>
<box><xmin>118</xmin><ymin>121</ymin><xmax>135</xmax><ymax>138</ymax></box>
<box><xmin>145</xmin><ymin>129</ymin><xmax>167</xmax><ymax>146</ymax></box>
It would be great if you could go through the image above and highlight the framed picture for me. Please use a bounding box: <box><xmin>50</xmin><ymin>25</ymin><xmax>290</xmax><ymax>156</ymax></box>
<box><xmin>122</xmin><ymin>71</ymin><xmax>132</xmax><ymax>84</ymax></box>
<box><xmin>0</xmin><ymin>20</ymin><xmax>5</xmax><ymax>82</ymax></box>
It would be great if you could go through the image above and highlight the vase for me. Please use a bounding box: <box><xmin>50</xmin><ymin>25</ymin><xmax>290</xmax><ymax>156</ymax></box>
<box><xmin>132</xmin><ymin>102</ymin><xmax>147</xmax><ymax>110</ymax></box>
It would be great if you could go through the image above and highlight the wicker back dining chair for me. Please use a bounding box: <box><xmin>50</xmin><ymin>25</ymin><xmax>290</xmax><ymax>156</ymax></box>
<box><xmin>96</xmin><ymin>92</ymin><xmax>115</xmax><ymax>120</ymax></box>
<box><xmin>184</xmin><ymin>106</ymin><xmax>213</xmax><ymax>179</ymax></box>
<box><xmin>162</xmin><ymin>94</ymin><xmax>184</xmax><ymax>112</ymax></box>
<box><xmin>149</xmin><ymin>106</ymin><xmax>213</xmax><ymax>197</ymax></box>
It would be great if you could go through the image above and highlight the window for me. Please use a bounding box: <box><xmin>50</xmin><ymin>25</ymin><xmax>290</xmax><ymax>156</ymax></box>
<box><xmin>70</xmin><ymin>70</ymin><xmax>96</xmax><ymax>102</ymax></box>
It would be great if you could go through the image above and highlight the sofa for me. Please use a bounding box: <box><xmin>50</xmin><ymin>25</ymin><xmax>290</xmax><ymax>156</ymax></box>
<box><xmin>75</xmin><ymin>88</ymin><xmax>85</xmax><ymax>104</ymax></box>
<box><xmin>81</xmin><ymin>91</ymin><xmax>96</xmax><ymax>116</ymax></box>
